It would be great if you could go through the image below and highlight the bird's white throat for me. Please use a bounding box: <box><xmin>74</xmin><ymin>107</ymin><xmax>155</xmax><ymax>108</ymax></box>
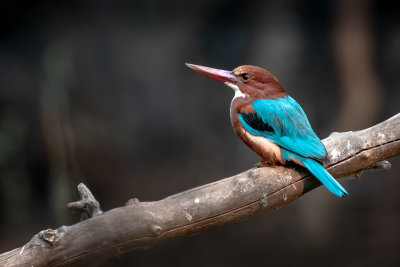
<box><xmin>224</xmin><ymin>82</ymin><xmax>245</xmax><ymax>99</ymax></box>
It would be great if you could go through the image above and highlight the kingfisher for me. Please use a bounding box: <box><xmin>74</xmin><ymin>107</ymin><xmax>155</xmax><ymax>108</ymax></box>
<box><xmin>186</xmin><ymin>63</ymin><xmax>348</xmax><ymax>197</ymax></box>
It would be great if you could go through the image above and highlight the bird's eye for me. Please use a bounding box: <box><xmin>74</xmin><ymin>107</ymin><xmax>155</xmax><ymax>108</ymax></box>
<box><xmin>242</xmin><ymin>73</ymin><xmax>249</xmax><ymax>81</ymax></box>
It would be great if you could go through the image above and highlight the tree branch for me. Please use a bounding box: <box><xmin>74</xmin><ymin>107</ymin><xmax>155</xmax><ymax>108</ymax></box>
<box><xmin>1</xmin><ymin>113</ymin><xmax>399</xmax><ymax>267</ymax></box>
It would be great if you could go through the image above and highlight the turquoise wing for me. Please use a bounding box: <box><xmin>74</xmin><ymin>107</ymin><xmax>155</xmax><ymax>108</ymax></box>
<box><xmin>238</xmin><ymin>96</ymin><xmax>327</xmax><ymax>160</ymax></box>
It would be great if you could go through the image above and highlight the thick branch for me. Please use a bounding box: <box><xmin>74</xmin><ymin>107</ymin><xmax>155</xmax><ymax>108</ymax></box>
<box><xmin>1</xmin><ymin>114</ymin><xmax>399</xmax><ymax>267</ymax></box>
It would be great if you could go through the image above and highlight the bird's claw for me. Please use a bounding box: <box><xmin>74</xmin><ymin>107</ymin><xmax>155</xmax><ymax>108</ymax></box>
<box><xmin>255</xmin><ymin>161</ymin><xmax>273</xmax><ymax>168</ymax></box>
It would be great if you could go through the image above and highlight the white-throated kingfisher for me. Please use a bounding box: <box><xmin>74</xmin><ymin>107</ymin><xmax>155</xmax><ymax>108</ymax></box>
<box><xmin>186</xmin><ymin>63</ymin><xmax>348</xmax><ymax>197</ymax></box>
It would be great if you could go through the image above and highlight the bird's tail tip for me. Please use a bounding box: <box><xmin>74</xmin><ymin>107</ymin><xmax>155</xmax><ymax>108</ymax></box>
<box><xmin>338</xmin><ymin>189</ymin><xmax>349</xmax><ymax>197</ymax></box>
<box><xmin>302</xmin><ymin>158</ymin><xmax>349</xmax><ymax>198</ymax></box>
<box><xmin>330</xmin><ymin>178</ymin><xmax>348</xmax><ymax>197</ymax></box>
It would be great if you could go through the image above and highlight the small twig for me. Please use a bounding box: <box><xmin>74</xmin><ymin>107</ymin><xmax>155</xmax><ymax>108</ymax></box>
<box><xmin>353</xmin><ymin>160</ymin><xmax>391</xmax><ymax>179</ymax></box>
<box><xmin>354</xmin><ymin>160</ymin><xmax>391</xmax><ymax>179</ymax></box>
<box><xmin>369</xmin><ymin>160</ymin><xmax>391</xmax><ymax>170</ymax></box>
<box><xmin>67</xmin><ymin>183</ymin><xmax>103</xmax><ymax>220</ymax></box>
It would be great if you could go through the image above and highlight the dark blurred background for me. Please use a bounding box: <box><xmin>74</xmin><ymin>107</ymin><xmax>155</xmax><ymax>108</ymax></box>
<box><xmin>1</xmin><ymin>0</ymin><xmax>399</xmax><ymax>266</ymax></box>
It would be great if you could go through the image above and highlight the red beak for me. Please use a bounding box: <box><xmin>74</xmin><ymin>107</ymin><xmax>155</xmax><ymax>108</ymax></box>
<box><xmin>185</xmin><ymin>63</ymin><xmax>237</xmax><ymax>83</ymax></box>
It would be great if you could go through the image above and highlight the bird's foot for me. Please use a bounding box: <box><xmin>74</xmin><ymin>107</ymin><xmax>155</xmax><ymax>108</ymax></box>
<box><xmin>284</xmin><ymin>161</ymin><xmax>301</xmax><ymax>169</ymax></box>
<box><xmin>255</xmin><ymin>161</ymin><xmax>273</xmax><ymax>168</ymax></box>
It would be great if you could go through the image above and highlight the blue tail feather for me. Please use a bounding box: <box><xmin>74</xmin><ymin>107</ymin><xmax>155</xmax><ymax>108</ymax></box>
<box><xmin>301</xmin><ymin>158</ymin><xmax>348</xmax><ymax>197</ymax></box>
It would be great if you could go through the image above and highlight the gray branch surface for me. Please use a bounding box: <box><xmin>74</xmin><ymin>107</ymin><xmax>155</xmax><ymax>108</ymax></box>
<box><xmin>1</xmin><ymin>113</ymin><xmax>400</xmax><ymax>267</ymax></box>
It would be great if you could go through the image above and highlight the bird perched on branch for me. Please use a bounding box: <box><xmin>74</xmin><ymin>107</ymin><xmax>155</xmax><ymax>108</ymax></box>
<box><xmin>186</xmin><ymin>63</ymin><xmax>348</xmax><ymax>197</ymax></box>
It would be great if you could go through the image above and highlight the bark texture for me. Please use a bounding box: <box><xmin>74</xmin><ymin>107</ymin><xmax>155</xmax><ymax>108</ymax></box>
<box><xmin>1</xmin><ymin>113</ymin><xmax>399</xmax><ymax>267</ymax></box>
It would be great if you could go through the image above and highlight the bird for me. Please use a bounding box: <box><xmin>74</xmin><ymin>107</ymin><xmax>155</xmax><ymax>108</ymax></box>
<box><xmin>186</xmin><ymin>63</ymin><xmax>348</xmax><ymax>197</ymax></box>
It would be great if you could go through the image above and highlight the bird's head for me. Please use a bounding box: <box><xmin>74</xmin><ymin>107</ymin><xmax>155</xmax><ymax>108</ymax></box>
<box><xmin>186</xmin><ymin>63</ymin><xmax>287</xmax><ymax>100</ymax></box>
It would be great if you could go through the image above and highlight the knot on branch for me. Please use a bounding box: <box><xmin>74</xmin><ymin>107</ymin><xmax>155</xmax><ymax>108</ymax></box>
<box><xmin>68</xmin><ymin>183</ymin><xmax>103</xmax><ymax>220</ymax></box>
<box><xmin>125</xmin><ymin>198</ymin><xmax>140</xmax><ymax>206</ymax></box>
<box><xmin>39</xmin><ymin>229</ymin><xmax>58</xmax><ymax>244</ymax></box>
<box><xmin>34</xmin><ymin>227</ymin><xmax>67</xmax><ymax>247</ymax></box>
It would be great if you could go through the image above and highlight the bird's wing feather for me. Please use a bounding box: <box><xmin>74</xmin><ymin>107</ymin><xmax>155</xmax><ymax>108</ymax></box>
<box><xmin>238</xmin><ymin>96</ymin><xmax>326</xmax><ymax>160</ymax></box>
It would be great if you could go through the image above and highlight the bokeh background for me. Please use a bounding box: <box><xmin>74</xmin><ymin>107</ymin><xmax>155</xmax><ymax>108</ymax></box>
<box><xmin>1</xmin><ymin>0</ymin><xmax>399</xmax><ymax>266</ymax></box>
